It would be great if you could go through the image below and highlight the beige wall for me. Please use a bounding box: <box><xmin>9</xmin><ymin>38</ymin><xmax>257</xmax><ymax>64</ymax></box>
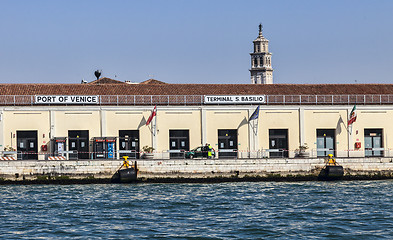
<box><xmin>206</xmin><ymin>110</ymin><xmax>249</xmax><ymax>152</ymax></box>
<box><xmin>349</xmin><ymin>110</ymin><xmax>393</xmax><ymax>157</ymax></box>
<box><xmin>105</xmin><ymin>110</ymin><xmax>152</xmax><ymax>151</ymax></box>
<box><xmin>3</xmin><ymin>111</ymin><xmax>50</xmax><ymax>159</ymax></box>
<box><xmin>1</xmin><ymin>105</ymin><xmax>393</xmax><ymax>159</ymax></box>
<box><xmin>303</xmin><ymin>109</ymin><xmax>348</xmax><ymax>157</ymax></box>
<box><xmin>157</xmin><ymin>109</ymin><xmax>201</xmax><ymax>151</ymax></box>
<box><xmin>259</xmin><ymin>110</ymin><xmax>299</xmax><ymax>157</ymax></box>
<box><xmin>54</xmin><ymin>111</ymin><xmax>101</xmax><ymax>138</ymax></box>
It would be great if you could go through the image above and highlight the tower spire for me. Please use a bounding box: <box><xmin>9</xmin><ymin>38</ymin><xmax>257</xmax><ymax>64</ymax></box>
<box><xmin>259</xmin><ymin>23</ymin><xmax>263</xmax><ymax>36</ymax></box>
<box><xmin>249</xmin><ymin>24</ymin><xmax>273</xmax><ymax>84</ymax></box>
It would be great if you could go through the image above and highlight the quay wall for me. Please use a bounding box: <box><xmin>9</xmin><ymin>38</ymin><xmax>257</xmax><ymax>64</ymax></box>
<box><xmin>1</xmin><ymin>158</ymin><xmax>393</xmax><ymax>181</ymax></box>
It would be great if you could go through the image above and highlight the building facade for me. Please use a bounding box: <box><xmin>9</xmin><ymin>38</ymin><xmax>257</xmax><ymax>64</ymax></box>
<box><xmin>0</xmin><ymin>80</ymin><xmax>392</xmax><ymax>160</ymax></box>
<box><xmin>250</xmin><ymin>24</ymin><xmax>273</xmax><ymax>84</ymax></box>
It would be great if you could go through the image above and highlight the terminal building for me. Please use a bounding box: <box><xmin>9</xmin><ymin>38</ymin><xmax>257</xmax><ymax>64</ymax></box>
<box><xmin>0</xmin><ymin>79</ymin><xmax>392</xmax><ymax>160</ymax></box>
<box><xmin>0</xmin><ymin>25</ymin><xmax>392</xmax><ymax>160</ymax></box>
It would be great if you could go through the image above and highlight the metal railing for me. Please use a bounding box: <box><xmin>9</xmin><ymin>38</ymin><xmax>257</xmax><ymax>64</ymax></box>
<box><xmin>1</xmin><ymin>149</ymin><xmax>393</xmax><ymax>160</ymax></box>
<box><xmin>1</xmin><ymin>94</ymin><xmax>393</xmax><ymax>106</ymax></box>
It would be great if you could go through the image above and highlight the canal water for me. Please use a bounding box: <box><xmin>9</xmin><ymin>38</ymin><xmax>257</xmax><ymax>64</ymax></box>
<box><xmin>1</xmin><ymin>181</ymin><xmax>392</xmax><ymax>239</ymax></box>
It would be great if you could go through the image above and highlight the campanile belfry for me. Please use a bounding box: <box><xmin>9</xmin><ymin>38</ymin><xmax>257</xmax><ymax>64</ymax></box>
<box><xmin>250</xmin><ymin>24</ymin><xmax>273</xmax><ymax>84</ymax></box>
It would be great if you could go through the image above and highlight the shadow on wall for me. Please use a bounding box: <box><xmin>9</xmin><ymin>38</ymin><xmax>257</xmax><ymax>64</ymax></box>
<box><xmin>237</xmin><ymin>117</ymin><xmax>248</xmax><ymax>130</ymax></box>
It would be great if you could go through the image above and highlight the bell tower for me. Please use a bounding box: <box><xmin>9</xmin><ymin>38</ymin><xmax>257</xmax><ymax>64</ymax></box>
<box><xmin>250</xmin><ymin>24</ymin><xmax>273</xmax><ymax>84</ymax></box>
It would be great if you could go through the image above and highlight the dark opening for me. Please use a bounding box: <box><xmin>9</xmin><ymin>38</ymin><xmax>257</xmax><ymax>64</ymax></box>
<box><xmin>218</xmin><ymin>129</ymin><xmax>238</xmax><ymax>158</ymax></box>
<box><xmin>17</xmin><ymin>130</ymin><xmax>38</xmax><ymax>160</ymax></box>
<box><xmin>269</xmin><ymin>129</ymin><xmax>288</xmax><ymax>158</ymax></box>
<box><xmin>68</xmin><ymin>130</ymin><xmax>89</xmax><ymax>159</ymax></box>
<box><xmin>169</xmin><ymin>130</ymin><xmax>189</xmax><ymax>158</ymax></box>
<box><xmin>119</xmin><ymin>130</ymin><xmax>139</xmax><ymax>159</ymax></box>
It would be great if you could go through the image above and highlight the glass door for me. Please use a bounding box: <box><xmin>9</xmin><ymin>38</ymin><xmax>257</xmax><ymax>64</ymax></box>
<box><xmin>317</xmin><ymin>129</ymin><xmax>335</xmax><ymax>157</ymax></box>
<box><xmin>364</xmin><ymin>129</ymin><xmax>383</xmax><ymax>157</ymax></box>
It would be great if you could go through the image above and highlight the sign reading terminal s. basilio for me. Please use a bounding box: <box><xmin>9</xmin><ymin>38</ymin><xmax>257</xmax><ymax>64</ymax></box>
<box><xmin>204</xmin><ymin>95</ymin><xmax>266</xmax><ymax>104</ymax></box>
<box><xmin>35</xmin><ymin>95</ymin><xmax>99</xmax><ymax>104</ymax></box>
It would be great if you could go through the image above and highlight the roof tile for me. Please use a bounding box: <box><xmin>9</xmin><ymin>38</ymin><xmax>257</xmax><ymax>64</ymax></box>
<box><xmin>0</xmin><ymin>83</ymin><xmax>392</xmax><ymax>96</ymax></box>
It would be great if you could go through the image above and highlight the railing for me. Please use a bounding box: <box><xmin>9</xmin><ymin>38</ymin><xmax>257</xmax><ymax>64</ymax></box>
<box><xmin>1</xmin><ymin>95</ymin><xmax>393</xmax><ymax>106</ymax></box>
<box><xmin>1</xmin><ymin>149</ymin><xmax>393</xmax><ymax>160</ymax></box>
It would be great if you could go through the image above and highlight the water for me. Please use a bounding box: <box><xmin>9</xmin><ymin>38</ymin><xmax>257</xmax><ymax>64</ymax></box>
<box><xmin>1</xmin><ymin>181</ymin><xmax>393</xmax><ymax>239</ymax></box>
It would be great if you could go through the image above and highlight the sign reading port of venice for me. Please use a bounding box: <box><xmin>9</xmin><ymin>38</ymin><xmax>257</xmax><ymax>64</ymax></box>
<box><xmin>35</xmin><ymin>95</ymin><xmax>99</xmax><ymax>104</ymax></box>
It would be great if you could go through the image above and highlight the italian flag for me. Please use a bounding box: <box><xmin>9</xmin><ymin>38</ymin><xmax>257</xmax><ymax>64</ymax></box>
<box><xmin>348</xmin><ymin>105</ymin><xmax>357</xmax><ymax>125</ymax></box>
<box><xmin>146</xmin><ymin>105</ymin><xmax>157</xmax><ymax>125</ymax></box>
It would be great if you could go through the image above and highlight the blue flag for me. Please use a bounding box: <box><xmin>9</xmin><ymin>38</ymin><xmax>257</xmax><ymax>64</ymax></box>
<box><xmin>249</xmin><ymin>106</ymin><xmax>260</xmax><ymax>121</ymax></box>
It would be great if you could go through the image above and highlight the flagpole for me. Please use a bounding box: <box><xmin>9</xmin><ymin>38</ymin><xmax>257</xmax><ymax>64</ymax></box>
<box><xmin>152</xmin><ymin>107</ymin><xmax>157</xmax><ymax>152</ymax></box>
<box><xmin>256</xmin><ymin>108</ymin><xmax>259</xmax><ymax>158</ymax></box>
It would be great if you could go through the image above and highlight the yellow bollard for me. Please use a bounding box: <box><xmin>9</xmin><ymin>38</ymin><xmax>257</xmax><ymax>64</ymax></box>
<box><xmin>123</xmin><ymin>156</ymin><xmax>130</xmax><ymax>168</ymax></box>
<box><xmin>327</xmin><ymin>154</ymin><xmax>337</xmax><ymax>166</ymax></box>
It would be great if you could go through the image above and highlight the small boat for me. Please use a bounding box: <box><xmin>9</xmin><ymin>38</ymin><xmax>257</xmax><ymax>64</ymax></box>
<box><xmin>111</xmin><ymin>157</ymin><xmax>138</xmax><ymax>183</ymax></box>
<box><xmin>318</xmin><ymin>154</ymin><xmax>344</xmax><ymax>181</ymax></box>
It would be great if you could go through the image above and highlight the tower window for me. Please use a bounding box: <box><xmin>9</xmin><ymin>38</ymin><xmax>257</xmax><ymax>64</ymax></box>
<box><xmin>256</xmin><ymin>45</ymin><xmax>260</xmax><ymax>52</ymax></box>
<box><xmin>254</xmin><ymin>58</ymin><xmax>257</xmax><ymax>67</ymax></box>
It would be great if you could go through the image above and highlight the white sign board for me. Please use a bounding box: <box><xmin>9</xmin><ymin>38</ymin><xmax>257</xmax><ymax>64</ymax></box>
<box><xmin>35</xmin><ymin>95</ymin><xmax>99</xmax><ymax>104</ymax></box>
<box><xmin>204</xmin><ymin>95</ymin><xmax>266</xmax><ymax>104</ymax></box>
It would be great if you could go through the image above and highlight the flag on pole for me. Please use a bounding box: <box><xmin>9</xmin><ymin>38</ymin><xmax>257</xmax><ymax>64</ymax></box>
<box><xmin>348</xmin><ymin>105</ymin><xmax>357</xmax><ymax>125</ymax></box>
<box><xmin>146</xmin><ymin>105</ymin><xmax>157</xmax><ymax>125</ymax></box>
<box><xmin>249</xmin><ymin>106</ymin><xmax>260</xmax><ymax>121</ymax></box>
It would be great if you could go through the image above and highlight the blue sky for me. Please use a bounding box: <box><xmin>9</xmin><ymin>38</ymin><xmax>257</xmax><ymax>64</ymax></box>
<box><xmin>0</xmin><ymin>0</ymin><xmax>392</xmax><ymax>84</ymax></box>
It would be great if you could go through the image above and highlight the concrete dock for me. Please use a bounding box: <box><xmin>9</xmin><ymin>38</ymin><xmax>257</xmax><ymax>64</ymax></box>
<box><xmin>1</xmin><ymin>157</ymin><xmax>393</xmax><ymax>183</ymax></box>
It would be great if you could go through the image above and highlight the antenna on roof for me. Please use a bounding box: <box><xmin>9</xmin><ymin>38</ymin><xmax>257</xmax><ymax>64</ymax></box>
<box><xmin>94</xmin><ymin>70</ymin><xmax>102</xmax><ymax>80</ymax></box>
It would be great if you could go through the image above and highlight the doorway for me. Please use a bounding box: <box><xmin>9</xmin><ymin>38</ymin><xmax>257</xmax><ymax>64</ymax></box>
<box><xmin>17</xmin><ymin>131</ymin><xmax>38</xmax><ymax>160</ymax></box>
<box><xmin>119</xmin><ymin>130</ymin><xmax>139</xmax><ymax>159</ymax></box>
<box><xmin>68</xmin><ymin>130</ymin><xmax>89</xmax><ymax>159</ymax></box>
<box><xmin>218</xmin><ymin>129</ymin><xmax>238</xmax><ymax>158</ymax></box>
<box><xmin>317</xmin><ymin>129</ymin><xmax>335</xmax><ymax>157</ymax></box>
<box><xmin>169</xmin><ymin>130</ymin><xmax>189</xmax><ymax>158</ymax></box>
<box><xmin>364</xmin><ymin>129</ymin><xmax>383</xmax><ymax>157</ymax></box>
<box><xmin>269</xmin><ymin>129</ymin><xmax>288</xmax><ymax>158</ymax></box>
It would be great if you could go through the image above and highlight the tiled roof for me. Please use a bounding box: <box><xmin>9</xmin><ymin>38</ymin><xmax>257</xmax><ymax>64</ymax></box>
<box><xmin>88</xmin><ymin>78</ymin><xmax>126</xmax><ymax>85</ymax></box>
<box><xmin>140</xmin><ymin>79</ymin><xmax>166</xmax><ymax>84</ymax></box>
<box><xmin>0</xmin><ymin>83</ymin><xmax>392</xmax><ymax>96</ymax></box>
